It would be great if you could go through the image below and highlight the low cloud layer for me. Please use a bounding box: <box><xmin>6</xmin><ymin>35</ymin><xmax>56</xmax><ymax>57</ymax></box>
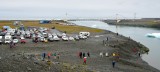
<box><xmin>0</xmin><ymin>0</ymin><xmax>160</xmax><ymax>19</ymax></box>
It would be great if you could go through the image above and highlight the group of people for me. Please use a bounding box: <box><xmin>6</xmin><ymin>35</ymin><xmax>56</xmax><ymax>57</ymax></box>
<box><xmin>103</xmin><ymin>37</ymin><xmax>109</xmax><ymax>46</ymax></box>
<box><xmin>78</xmin><ymin>52</ymin><xmax>90</xmax><ymax>65</ymax></box>
<box><xmin>78</xmin><ymin>52</ymin><xmax>90</xmax><ymax>59</ymax></box>
<box><xmin>42</xmin><ymin>52</ymin><xmax>60</xmax><ymax>61</ymax></box>
<box><xmin>132</xmin><ymin>48</ymin><xmax>141</xmax><ymax>57</ymax></box>
<box><xmin>100</xmin><ymin>52</ymin><xmax>109</xmax><ymax>57</ymax></box>
<box><xmin>99</xmin><ymin>51</ymin><xmax>118</xmax><ymax>68</ymax></box>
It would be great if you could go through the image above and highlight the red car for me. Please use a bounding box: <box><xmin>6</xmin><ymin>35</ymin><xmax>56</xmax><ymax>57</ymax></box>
<box><xmin>21</xmin><ymin>39</ymin><xmax>26</xmax><ymax>43</ymax></box>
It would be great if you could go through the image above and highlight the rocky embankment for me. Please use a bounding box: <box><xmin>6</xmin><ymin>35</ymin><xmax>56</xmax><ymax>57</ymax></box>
<box><xmin>103</xmin><ymin>19</ymin><xmax>160</xmax><ymax>28</ymax></box>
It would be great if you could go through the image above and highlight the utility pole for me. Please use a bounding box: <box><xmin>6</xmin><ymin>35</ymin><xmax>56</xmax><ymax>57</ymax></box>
<box><xmin>116</xmin><ymin>14</ymin><xmax>118</xmax><ymax>23</ymax></box>
<box><xmin>133</xmin><ymin>13</ymin><xmax>136</xmax><ymax>21</ymax></box>
<box><xmin>64</xmin><ymin>12</ymin><xmax>68</xmax><ymax>22</ymax></box>
<box><xmin>116</xmin><ymin>14</ymin><xmax>118</xmax><ymax>33</ymax></box>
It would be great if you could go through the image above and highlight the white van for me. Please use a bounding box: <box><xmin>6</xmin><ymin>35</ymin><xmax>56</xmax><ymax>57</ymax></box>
<box><xmin>79</xmin><ymin>32</ymin><xmax>90</xmax><ymax>39</ymax></box>
<box><xmin>53</xmin><ymin>35</ymin><xmax>60</xmax><ymax>41</ymax></box>
<box><xmin>42</xmin><ymin>32</ymin><xmax>48</xmax><ymax>38</ymax></box>
<box><xmin>5</xmin><ymin>35</ymin><xmax>12</xmax><ymax>43</ymax></box>
<box><xmin>48</xmin><ymin>33</ymin><xmax>52</xmax><ymax>38</ymax></box>
<box><xmin>0</xmin><ymin>36</ymin><xmax>2</xmax><ymax>44</ymax></box>
<box><xmin>62</xmin><ymin>36</ymin><xmax>68</xmax><ymax>41</ymax></box>
<box><xmin>79</xmin><ymin>32</ymin><xmax>90</xmax><ymax>37</ymax></box>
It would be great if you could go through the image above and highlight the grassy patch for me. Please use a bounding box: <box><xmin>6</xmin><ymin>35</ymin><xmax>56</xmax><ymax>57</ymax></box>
<box><xmin>0</xmin><ymin>21</ymin><xmax>103</xmax><ymax>33</ymax></box>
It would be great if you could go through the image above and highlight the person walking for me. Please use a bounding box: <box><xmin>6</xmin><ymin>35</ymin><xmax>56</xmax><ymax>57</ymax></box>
<box><xmin>112</xmin><ymin>60</ymin><xmax>116</xmax><ymax>68</ymax></box>
<box><xmin>47</xmin><ymin>52</ymin><xmax>51</xmax><ymax>60</ymax></box>
<box><xmin>100</xmin><ymin>52</ymin><xmax>103</xmax><ymax>57</ymax></box>
<box><xmin>112</xmin><ymin>52</ymin><xmax>116</xmax><ymax>57</ymax></box>
<box><xmin>83</xmin><ymin>57</ymin><xmax>87</xmax><ymax>65</ymax></box>
<box><xmin>80</xmin><ymin>52</ymin><xmax>82</xmax><ymax>59</ymax></box>
<box><xmin>57</xmin><ymin>53</ymin><xmax>60</xmax><ymax>59</ymax></box>
<box><xmin>78</xmin><ymin>52</ymin><xmax>80</xmax><ymax>57</ymax></box>
<box><xmin>106</xmin><ymin>37</ymin><xmax>108</xmax><ymax>41</ymax></box>
<box><xmin>9</xmin><ymin>41</ymin><xmax>13</xmax><ymax>48</ymax></box>
<box><xmin>53</xmin><ymin>53</ymin><xmax>57</xmax><ymax>59</ymax></box>
<box><xmin>105</xmin><ymin>52</ymin><xmax>109</xmax><ymax>57</ymax></box>
<box><xmin>83</xmin><ymin>52</ymin><xmax>85</xmax><ymax>58</ymax></box>
<box><xmin>87</xmin><ymin>52</ymin><xmax>90</xmax><ymax>57</ymax></box>
<box><xmin>42</xmin><ymin>52</ymin><xmax>46</xmax><ymax>61</ymax></box>
<box><xmin>47</xmin><ymin>60</ymin><xmax>52</xmax><ymax>70</ymax></box>
<box><xmin>138</xmin><ymin>51</ymin><xmax>141</xmax><ymax>57</ymax></box>
<box><xmin>79</xmin><ymin>52</ymin><xmax>82</xmax><ymax>59</ymax></box>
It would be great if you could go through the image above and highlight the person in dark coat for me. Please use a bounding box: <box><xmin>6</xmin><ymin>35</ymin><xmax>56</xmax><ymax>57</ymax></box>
<box><xmin>87</xmin><ymin>52</ymin><xmax>90</xmax><ymax>57</ymax></box>
<box><xmin>10</xmin><ymin>41</ymin><xmax>13</xmax><ymax>48</ymax></box>
<box><xmin>112</xmin><ymin>60</ymin><xmax>116</xmax><ymax>68</ymax></box>
<box><xmin>42</xmin><ymin>52</ymin><xmax>46</xmax><ymax>61</ymax></box>
<box><xmin>79</xmin><ymin>52</ymin><xmax>82</xmax><ymax>59</ymax></box>
<box><xmin>138</xmin><ymin>51</ymin><xmax>141</xmax><ymax>57</ymax></box>
<box><xmin>83</xmin><ymin>52</ymin><xmax>85</xmax><ymax>58</ymax></box>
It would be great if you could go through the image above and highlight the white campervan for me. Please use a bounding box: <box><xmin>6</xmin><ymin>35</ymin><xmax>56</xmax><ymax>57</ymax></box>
<box><xmin>79</xmin><ymin>32</ymin><xmax>90</xmax><ymax>37</ymax></box>
<box><xmin>79</xmin><ymin>32</ymin><xmax>90</xmax><ymax>39</ymax></box>
<box><xmin>5</xmin><ymin>35</ymin><xmax>12</xmax><ymax>43</ymax></box>
<box><xmin>0</xmin><ymin>36</ymin><xmax>2</xmax><ymax>44</ymax></box>
<box><xmin>42</xmin><ymin>32</ymin><xmax>48</xmax><ymax>38</ymax></box>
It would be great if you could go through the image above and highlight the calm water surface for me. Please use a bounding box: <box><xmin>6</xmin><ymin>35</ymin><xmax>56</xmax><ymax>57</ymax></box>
<box><xmin>70</xmin><ymin>21</ymin><xmax>160</xmax><ymax>70</ymax></box>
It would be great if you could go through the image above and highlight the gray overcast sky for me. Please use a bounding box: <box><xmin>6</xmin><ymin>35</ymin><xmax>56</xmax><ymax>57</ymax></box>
<box><xmin>0</xmin><ymin>0</ymin><xmax>160</xmax><ymax>19</ymax></box>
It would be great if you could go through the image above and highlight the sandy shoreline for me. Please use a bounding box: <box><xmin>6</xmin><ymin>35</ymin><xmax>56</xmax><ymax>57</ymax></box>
<box><xmin>0</xmin><ymin>28</ymin><xmax>159</xmax><ymax>72</ymax></box>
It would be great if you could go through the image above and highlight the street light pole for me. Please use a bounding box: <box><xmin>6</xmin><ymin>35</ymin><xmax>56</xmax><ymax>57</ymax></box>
<box><xmin>116</xmin><ymin>14</ymin><xmax>118</xmax><ymax>33</ymax></box>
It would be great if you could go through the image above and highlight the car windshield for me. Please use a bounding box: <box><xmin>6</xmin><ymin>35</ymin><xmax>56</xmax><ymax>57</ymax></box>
<box><xmin>5</xmin><ymin>39</ymin><xmax>10</xmax><ymax>41</ymax></box>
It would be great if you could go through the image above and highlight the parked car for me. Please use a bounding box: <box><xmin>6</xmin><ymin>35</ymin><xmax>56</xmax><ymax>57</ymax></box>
<box><xmin>20</xmin><ymin>35</ymin><xmax>25</xmax><ymax>39</ymax></box>
<box><xmin>32</xmin><ymin>34</ymin><xmax>36</xmax><ymax>38</ymax></box>
<box><xmin>20</xmin><ymin>37</ymin><xmax>26</xmax><ymax>43</ymax></box>
<box><xmin>79</xmin><ymin>35</ymin><xmax>87</xmax><ymax>39</ymax></box>
<box><xmin>79</xmin><ymin>32</ymin><xmax>90</xmax><ymax>37</ymax></box>
<box><xmin>13</xmin><ymin>39</ymin><xmax>19</xmax><ymax>44</ymax></box>
<box><xmin>0</xmin><ymin>36</ymin><xmax>2</xmax><ymax>44</ymax></box>
<box><xmin>32</xmin><ymin>37</ymin><xmax>38</xmax><ymax>43</ymax></box>
<box><xmin>62</xmin><ymin>36</ymin><xmax>68</xmax><ymax>41</ymax></box>
<box><xmin>48</xmin><ymin>37</ymin><xmax>54</xmax><ymax>42</ymax></box>
<box><xmin>37</xmin><ymin>34</ymin><xmax>42</xmax><ymax>38</ymax></box>
<box><xmin>68</xmin><ymin>36</ymin><xmax>74</xmax><ymax>41</ymax></box>
<box><xmin>42</xmin><ymin>32</ymin><xmax>48</xmax><ymax>38</ymax></box>
<box><xmin>12</xmin><ymin>36</ymin><xmax>19</xmax><ymax>44</ymax></box>
<box><xmin>0</xmin><ymin>32</ymin><xmax>6</xmax><ymax>36</ymax></box>
<box><xmin>39</xmin><ymin>37</ymin><xmax>46</xmax><ymax>42</ymax></box>
<box><xmin>56</xmin><ymin>33</ymin><xmax>62</xmax><ymax>38</ymax></box>
<box><xmin>48</xmin><ymin>33</ymin><xmax>52</xmax><ymax>38</ymax></box>
<box><xmin>53</xmin><ymin>35</ymin><xmax>60</xmax><ymax>41</ymax></box>
<box><xmin>25</xmin><ymin>34</ymin><xmax>31</xmax><ymax>38</ymax></box>
<box><xmin>79</xmin><ymin>32</ymin><xmax>90</xmax><ymax>39</ymax></box>
<box><xmin>5</xmin><ymin>35</ymin><xmax>12</xmax><ymax>44</ymax></box>
<box><xmin>16</xmin><ymin>32</ymin><xmax>21</xmax><ymax>36</ymax></box>
<box><xmin>74</xmin><ymin>35</ymin><xmax>80</xmax><ymax>41</ymax></box>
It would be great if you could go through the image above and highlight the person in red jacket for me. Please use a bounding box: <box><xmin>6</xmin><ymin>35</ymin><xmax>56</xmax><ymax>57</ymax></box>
<box><xmin>47</xmin><ymin>52</ymin><xmax>51</xmax><ymax>60</ymax></box>
<box><xmin>83</xmin><ymin>57</ymin><xmax>87</xmax><ymax>65</ymax></box>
